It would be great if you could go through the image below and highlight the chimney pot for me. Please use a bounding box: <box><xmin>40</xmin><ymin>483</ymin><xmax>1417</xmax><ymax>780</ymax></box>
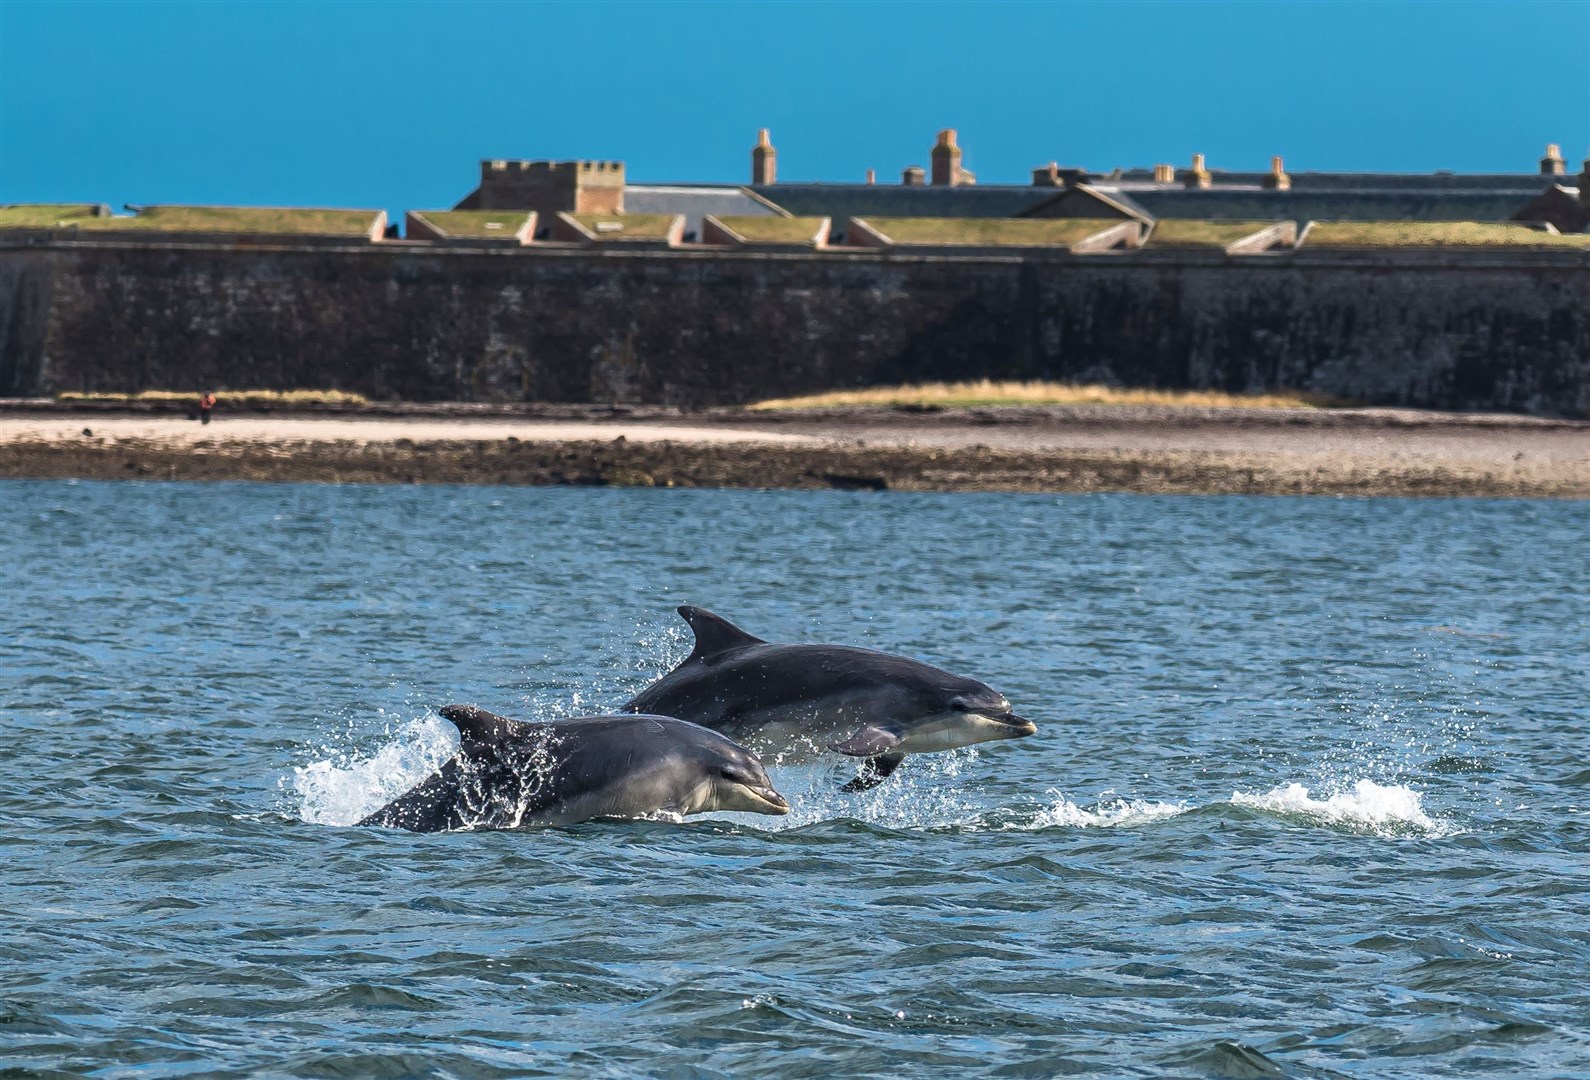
<box><xmin>1541</xmin><ymin>142</ymin><xmax>1567</xmax><ymax>175</ymax></box>
<box><xmin>931</xmin><ymin>129</ymin><xmax>965</xmax><ymax>186</ymax></box>
<box><xmin>751</xmin><ymin>128</ymin><xmax>777</xmax><ymax>185</ymax></box>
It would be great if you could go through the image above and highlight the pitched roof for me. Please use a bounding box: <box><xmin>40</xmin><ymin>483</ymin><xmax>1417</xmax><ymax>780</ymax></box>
<box><xmin>752</xmin><ymin>183</ymin><xmax>1050</xmax><ymax>221</ymax></box>
<box><xmin>623</xmin><ymin>185</ymin><xmax>783</xmax><ymax>237</ymax></box>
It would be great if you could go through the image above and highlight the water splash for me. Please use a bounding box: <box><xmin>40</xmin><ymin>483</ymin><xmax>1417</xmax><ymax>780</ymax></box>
<box><xmin>708</xmin><ymin>748</ymin><xmax>990</xmax><ymax>832</ymax></box>
<box><xmin>1027</xmin><ymin>792</ymin><xmax>1191</xmax><ymax>829</ymax></box>
<box><xmin>1232</xmin><ymin>779</ymin><xmax>1446</xmax><ymax>836</ymax></box>
<box><xmin>287</xmin><ymin>713</ymin><xmax>456</xmax><ymax>827</ymax></box>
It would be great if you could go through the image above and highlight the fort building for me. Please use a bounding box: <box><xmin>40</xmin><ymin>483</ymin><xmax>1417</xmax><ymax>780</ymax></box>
<box><xmin>3</xmin><ymin>134</ymin><xmax>1587</xmax><ymax>416</ymax></box>
<box><xmin>454</xmin><ymin>159</ymin><xmax>626</xmax><ymax>218</ymax></box>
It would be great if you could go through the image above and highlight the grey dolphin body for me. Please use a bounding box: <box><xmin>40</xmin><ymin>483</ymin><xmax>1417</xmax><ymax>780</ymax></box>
<box><xmin>357</xmin><ymin>706</ymin><xmax>790</xmax><ymax>832</ymax></box>
<box><xmin>622</xmin><ymin>607</ymin><xmax>1037</xmax><ymax>790</ymax></box>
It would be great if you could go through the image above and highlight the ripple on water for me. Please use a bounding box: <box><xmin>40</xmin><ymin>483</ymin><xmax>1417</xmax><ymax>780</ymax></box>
<box><xmin>3</xmin><ymin>482</ymin><xmax>1588</xmax><ymax>1076</ymax></box>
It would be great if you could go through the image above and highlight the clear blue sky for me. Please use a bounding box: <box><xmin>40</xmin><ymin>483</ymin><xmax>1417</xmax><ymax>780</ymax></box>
<box><xmin>2</xmin><ymin>0</ymin><xmax>1587</xmax><ymax>216</ymax></box>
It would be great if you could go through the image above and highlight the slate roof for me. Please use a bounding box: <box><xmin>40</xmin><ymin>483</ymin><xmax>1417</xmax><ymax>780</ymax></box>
<box><xmin>751</xmin><ymin>183</ymin><xmax>1051</xmax><ymax>222</ymax></box>
<box><xmin>623</xmin><ymin>186</ymin><xmax>781</xmax><ymax>237</ymax></box>
<box><xmin>1112</xmin><ymin>169</ymin><xmax>1553</xmax><ymax>193</ymax></box>
<box><xmin>1103</xmin><ymin>187</ymin><xmax>1534</xmax><ymax>224</ymax></box>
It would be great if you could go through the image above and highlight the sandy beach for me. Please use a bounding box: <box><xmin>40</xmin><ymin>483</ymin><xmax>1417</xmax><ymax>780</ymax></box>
<box><xmin>1</xmin><ymin>405</ymin><xmax>1586</xmax><ymax>497</ymax></box>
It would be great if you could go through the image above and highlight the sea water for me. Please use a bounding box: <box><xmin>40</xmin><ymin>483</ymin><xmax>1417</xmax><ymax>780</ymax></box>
<box><xmin>2</xmin><ymin>480</ymin><xmax>1587</xmax><ymax>1076</ymax></box>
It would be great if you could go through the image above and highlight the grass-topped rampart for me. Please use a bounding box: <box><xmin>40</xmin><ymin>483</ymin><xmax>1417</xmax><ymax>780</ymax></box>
<box><xmin>1304</xmin><ymin>222</ymin><xmax>1590</xmax><ymax>248</ymax></box>
<box><xmin>68</xmin><ymin>206</ymin><xmax>381</xmax><ymax>236</ymax></box>
<box><xmin>750</xmin><ymin>381</ymin><xmax>1346</xmax><ymax>411</ymax></box>
<box><xmin>0</xmin><ymin>204</ymin><xmax>107</xmax><ymax>227</ymax></box>
<box><xmin>410</xmin><ymin>211</ymin><xmax>531</xmax><ymax>238</ymax></box>
<box><xmin>858</xmin><ymin>217</ymin><xmax>1122</xmax><ymax>247</ymax></box>
<box><xmin>1148</xmin><ymin>220</ymin><xmax>1284</xmax><ymax>248</ymax></box>
<box><xmin>570</xmin><ymin>213</ymin><xmax>677</xmax><ymax>239</ymax></box>
<box><xmin>714</xmin><ymin>216</ymin><xmax>827</xmax><ymax>244</ymax></box>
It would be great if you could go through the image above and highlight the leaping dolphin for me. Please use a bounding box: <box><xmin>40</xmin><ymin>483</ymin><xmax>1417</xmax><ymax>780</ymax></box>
<box><xmin>622</xmin><ymin>606</ymin><xmax>1037</xmax><ymax>790</ymax></box>
<box><xmin>357</xmin><ymin>705</ymin><xmax>790</xmax><ymax>832</ymax></box>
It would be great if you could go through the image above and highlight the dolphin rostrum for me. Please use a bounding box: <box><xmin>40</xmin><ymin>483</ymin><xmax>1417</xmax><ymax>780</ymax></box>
<box><xmin>622</xmin><ymin>606</ymin><xmax>1037</xmax><ymax>791</ymax></box>
<box><xmin>357</xmin><ymin>705</ymin><xmax>790</xmax><ymax>832</ymax></box>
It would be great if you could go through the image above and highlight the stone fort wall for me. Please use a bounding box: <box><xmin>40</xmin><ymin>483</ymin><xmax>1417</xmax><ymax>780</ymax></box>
<box><xmin>1</xmin><ymin>242</ymin><xmax>1587</xmax><ymax>416</ymax></box>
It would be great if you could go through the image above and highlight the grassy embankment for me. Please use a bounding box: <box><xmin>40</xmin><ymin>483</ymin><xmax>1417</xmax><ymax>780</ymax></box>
<box><xmin>0</xmin><ymin>205</ymin><xmax>106</xmax><ymax>227</ymax></box>
<box><xmin>858</xmin><ymin>218</ymin><xmax>1120</xmax><ymax>246</ymax></box>
<box><xmin>1304</xmin><ymin>222</ymin><xmax>1590</xmax><ymax>248</ymax></box>
<box><xmin>713</xmin><ymin>216</ymin><xmax>828</xmax><ymax>244</ymax></box>
<box><xmin>1147</xmin><ymin>220</ymin><xmax>1286</xmax><ymax>247</ymax></box>
<box><xmin>410</xmin><ymin>210</ymin><xmax>533</xmax><ymax>238</ymax></box>
<box><xmin>569</xmin><ymin>214</ymin><xmax>678</xmax><ymax>239</ymax></box>
<box><xmin>2</xmin><ymin>206</ymin><xmax>379</xmax><ymax>235</ymax></box>
<box><xmin>57</xmin><ymin>390</ymin><xmax>370</xmax><ymax>406</ymax></box>
<box><xmin>751</xmin><ymin>381</ymin><xmax>1345</xmax><ymax>410</ymax></box>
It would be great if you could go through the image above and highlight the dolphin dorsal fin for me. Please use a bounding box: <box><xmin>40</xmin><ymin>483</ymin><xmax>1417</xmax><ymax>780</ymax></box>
<box><xmin>678</xmin><ymin>605</ymin><xmax>764</xmax><ymax>663</ymax></box>
<box><xmin>438</xmin><ymin>704</ymin><xmax>526</xmax><ymax>752</ymax></box>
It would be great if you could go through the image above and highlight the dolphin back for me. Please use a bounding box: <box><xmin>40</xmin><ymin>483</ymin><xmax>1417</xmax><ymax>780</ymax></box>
<box><xmin>357</xmin><ymin>712</ymin><xmax>719</xmax><ymax>832</ymax></box>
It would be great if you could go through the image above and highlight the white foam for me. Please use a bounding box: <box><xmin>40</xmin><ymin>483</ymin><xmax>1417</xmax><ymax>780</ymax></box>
<box><xmin>1028</xmin><ymin>793</ymin><xmax>1191</xmax><ymax>829</ymax></box>
<box><xmin>704</xmin><ymin>749</ymin><xmax>988</xmax><ymax>832</ymax></box>
<box><xmin>287</xmin><ymin>715</ymin><xmax>456</xmax><ymax>827</ymax></box>
<box><xmin>1232</xmin><ymin>779</ymin><xmax>1444</xmax><ymax>835</ymax></box>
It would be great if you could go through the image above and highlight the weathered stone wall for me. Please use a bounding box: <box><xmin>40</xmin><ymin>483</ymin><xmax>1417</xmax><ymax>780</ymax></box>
<box><xmin>2</xmin><ymin>242</ymin><xmax>1587</xmax><ymax>415</ymax></box>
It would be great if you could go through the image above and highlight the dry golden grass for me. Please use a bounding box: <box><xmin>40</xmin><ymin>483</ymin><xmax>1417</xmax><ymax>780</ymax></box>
<box><xmin>570</xmin><ymin>213</ymin><xmax>678</xmax><ymax>239</ymax></box>
<box><xmin>411</xmin><ymin>210</ymin><xmax>531</xmax><ymax>238</ymax></box>
<box><xmin>1304</xmin><ymin>221</ymin><xmax>1590</xmax><ymax>248</ymax></box>
<box><xmin>713</xmin><ymin>215</ymin><xmax>827</xmax><ymax>244</ymax></box>
<box><xmin>65</xmin><ymin>206</ymin><xmax>381</xmax><ymax>235</ymax></box>
<box><xmin>0</xmin><ymin>204</ymin><xmax>106</xmax><ymax>227</ymax></box>
<box><xmin>58</xmin><ymin>389</ymin><xmax>370</xmax><ymax>406</ymax></box>
<box><xmin>859</xmin><ymin>217</ymin><xmax>1121</xmax><ymax>247</ymax></box>
<box><xmin>1148</xmin><ymin>220</ymin><xmax>1285</xmax><ymax>248</ymax></box>
<box><xmin>750</xmin><ymin>381</ymin><xmax>1344</xmax><ymax>411</ymax></box>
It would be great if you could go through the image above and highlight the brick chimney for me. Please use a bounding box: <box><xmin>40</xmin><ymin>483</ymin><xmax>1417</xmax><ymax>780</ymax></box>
<box><xmin>1153</xmin><ymin>163</ymin><xmax>1175</xmax><ymax>184</ymax></box>
<box><xmin>1184</xmin><ymin>153</ymin><xmax>1212</xmax><ymax>190</ymax></box>
<box><xmin>865</xmin><ymin>168</ymin><xmax>876</xmax><ymax>185</ymax></box>
<box><xmin>931</xmin><ymin>129</ymin><xmax>963</xmax><ymax>186</ymax></box>
<box><xmin>1540</xmin><ymin>143</ymin><xmax>1566</xmax><ymax>176</ymax></box>
<box><xmin>751</xmin><ymin>129</ymin><xmax>776</xmax><ymax>185</ymax></box>
<box><xmin>902</xmin><ymin>165</ymin><xmax>926</xmax><ymax>186</ymax></box>
<box><xmin>1262</xmin><ymin>155</ymin><xmax>1291</xmax><ymax>191</ymax></box>
<box><xmin>1032</xmin><ymin>162</ymin><xmax>1063</xmax><ymax>187</ymax></box>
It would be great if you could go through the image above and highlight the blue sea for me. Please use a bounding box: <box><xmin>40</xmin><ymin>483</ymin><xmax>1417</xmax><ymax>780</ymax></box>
<box><xmin>2</xmin><ymin>480</ymin><xmax>1587</xmax><ymax>1077</ymax></box>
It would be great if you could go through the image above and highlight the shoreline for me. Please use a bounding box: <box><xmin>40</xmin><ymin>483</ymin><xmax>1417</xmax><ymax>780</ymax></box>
<box><xmin>1</xmin><ymin>406</ymin><xmax>1586</xmax><ymax>497</ymax></box>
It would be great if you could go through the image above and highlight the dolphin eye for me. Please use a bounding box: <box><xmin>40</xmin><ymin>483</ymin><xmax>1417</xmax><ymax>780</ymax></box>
<box><xmin>950</xmin><ymin>698</ymin><xmax>969</xmax><ymax>712</ymax></box>
<box><xmin>720</xmin><ymin>764</ymin><xmax>748</xmax><ymax>783</ymax></box>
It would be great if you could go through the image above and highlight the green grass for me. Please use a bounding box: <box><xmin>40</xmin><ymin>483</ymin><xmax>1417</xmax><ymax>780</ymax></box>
<box><xmin>714</xmin><ymin>215</ymin><xmax>827</xmax><ymax>243</ymax></box>
<box><xmin>58</xmin><ymin>389</ymin><xmax>371</xmax><ymax>406</ymax></box>
<box><xmin>570</xmin><ymin>213</ymin><xmax>677</xmax><ymax>240</ymax></box>
<box><xmin>1304</xmin><ymin>221</ymin><xmax>1590</xmax><ymax>248</ymax></box>
<box><xmin>69</xmin><ymin>206</ymin><xmax>380</xmax><ymax>236</ymax></box>
<box><xmin>411</xmin><ymin>210</ymin><xmax>531</xmax><ymax>238</ymax></box>
<box><xmin>1148</xmin><ymin>220</ymin><xmax>1286</xmax><ymax>248</ymax></box>
<box><xmin>751</xmin><ymin>380</ymin><xmax>1346</xmax><ymax>410</ymax></box>
<box><xmin>0</xmin><ymin>204</ymin><xmax>106</xmax><ymax>227</ymax></box>
<box><xmin>858</xmin><ymin>217</ymin><xmax>1123</xmax><ymax>247</ymax></box>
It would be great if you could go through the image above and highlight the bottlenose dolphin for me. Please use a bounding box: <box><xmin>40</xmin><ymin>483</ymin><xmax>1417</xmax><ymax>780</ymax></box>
<box><xmin>623</xmin><ymin>606</ymin><xmax>1037</xmax><ymax>790</ymax></box>
<box><xmin>357</xmin><ymin>705</ymin><xmax>790</xmax><ymax>832</ymax></box>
